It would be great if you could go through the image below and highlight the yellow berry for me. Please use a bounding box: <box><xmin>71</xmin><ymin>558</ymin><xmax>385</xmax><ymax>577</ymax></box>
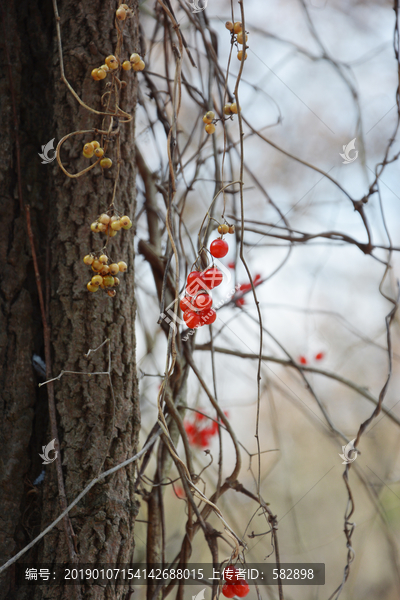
<box><xmin>122</xmin><ymin>60</ymin><xmax>131</xmax><ymax>71</ymax></box>
<box><xmin>116</xmin><ymin>6</ymin><xmax>126</xmax><ymax>20</ymax></box>
<box><xmin>83</xmin><ymin>143</ymin><xmax>94</xmax><ymax>158</ymax></box>
<box><xmin>83</xmin><ymin>254</ymin><xmax>94</xmax><ymax>265</ymax></box>
<box><xmin>100</xmin><ymin>157</ymin><xmax>112</xmax><ymax>169</ymax></box>
<box><xmin>203</xmin><ymin>111</ymin><xmax>215</xmax><ymax>124</ymax></box>
<box><xmin>100</xmin><ymin>265</ymin><xmax>110</xmax><ymax>275</ymax></box>
<box><xmin>237</xmin><ymin>50</ymin><xmax>247</xmax><ymax>61</ymax></box>
<box><xmin>109</xmin><ymin>229</ymin><xmax>118</xmax><ymax>237</ymax></box>
<box><xmin>205</xmin><ymin>123</ymin><xmax>216</xmax><ymax>134</ymax></box>
<box><xmin>111</xmin><ymin>219</ymin><xmax>122</xmax><ymax>231</ymax></box>
<box><xmin>97</xmin><ymin>223</ymin><xmax>108</xmax><ymax>233</ymax></box>
<box><xmin>236</xmin><ymin>32</ymin><xmax>248</xmax><ymax>45</ymax></box>
<box><xmin>133</xmin><ymin>59</ymin><xmax>145</xmax><ymax>71</ymax></box>
<box><xmin>114</xmin><ymin>277</ymin><xmax>120</xmax><ymax>287</ymax></box>
<box><xmin>120</xmin><ymin>215</ymin><xmax>132</xmax><ymax>229</ymax></box>
<box><xmin>91</xmin><ymin>68</ymin><xmax>101</xmax><ymax>81</ymax></box>
<box><xmin>99</xmin><ymin>213</ymin><xmax>111</xmax><ymax>225</ymax></box>
<box><xmin>90</xmin><ymin>222</ymin><xmax>99</xmax><ymax>232</ymax></box>
<box><xmin>87</xmin><ymin>282</ymin><xmax>99</xmax><ymax>292</ymax></box>
<box><xmin>94</xmin><ymin>147</ymin><xmax>104</xmax><ymax>159</ymax></box>
<box><xmin>109</xmin><ymin>263</ymin><xmax>120</xmax><ymax>275</ymax></box>
<box><xmin>103</xmin><ymin>276</ymin><xmax>115</xmax><ymax>287</ymax></box>
<box><xmin>121</xmin><ymin>3</ymin><xmax>129</xmax><ymax>9</ymax></box>
<box><xmin>220</xmin><ymin>224</ymin><xmax>229</xmax><ymax>234</ymax></box>
<box><xmin>99</xmin><ymin>254</ymin><xmax>108</xmax><ymax>264</ymax></box>
<box><xmin>105</xmin><ymin>55</ymin><xmax>117</xmax><ymax>67</ymax></box>
<box><xmin>228</xmin><ymin>225</ymin><xmax>235</xmax><ymax>234</ymax></box>
<box><xmin>91</xmin><ymin>275</ymin><xmax>103</xmax><ymax>286</ymax></box>
<box><xmin>130</xmin><ymin>53</ymin><xmax>141</xmax><ymax>64</ymax></box>
<box><xmin>233</xmin><ymin>22</ymin><xmax>242</xmax><ymax>34</ymax></box>
<box><xmin>117</xmin><ymin>261</ymin><xmax>127</xmax><ymax>273</ymax></box>
<box><xmin>96</xmin><ymin>68</ymin><xmax>107</xmax><ymax>80</ymax></box>
<box><xmin>100</xmin><ymin>64</ymin><xmax>110</xmax><ymax>72</ymax></box>
<box><xmin>107</xmin><ymin>290</ymin><xmax>117</xmax><ymax>297</ymax></box>
<box><xmin>225</xmin><ymin>21</ymin><xmax>234</xmax><ymax>31</ymax></box>
<box><xmin>230</xmin><ymin>102</ymin><xmax>240</xmax><ymax>114</ymax></box>
<box><xmin>223</xmin><ymin>103</ymin><xmax>232</xmax><ymax>115</ymax></box>
<box><xmin>91</xmin><ymin>141</ymin><xmax>100</xmax><ymax>150</ymax></box>
<box><xmin>92</xmin><ymin>260</ymin><xmax>103</xmax><ymax>272</ymax></box>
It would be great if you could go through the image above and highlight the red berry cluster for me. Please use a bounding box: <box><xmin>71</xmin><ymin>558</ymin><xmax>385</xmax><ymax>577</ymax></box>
<box><xmin>222</xmin><ymin>568</ymin><xmax>250</xmax><ymax>598</ymax></box>
<box><xmin>181</xmin><ymin>227</ymin><xmax>235</xmax><ymax>329</ymax></box>
<box><xmin>184</xmin><ymin>411</ymin><xmax>229</xmax><ymax>448</ymax></box>
<box><xmin>184</xmin><ymin>418</ymin><xmax>218</xmax><ymax>448</ymax></box>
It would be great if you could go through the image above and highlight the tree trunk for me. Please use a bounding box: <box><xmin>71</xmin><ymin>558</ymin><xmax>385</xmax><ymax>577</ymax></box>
<box><xmin>0</xmin><ymin>1</ymin><xmax>140</xmax><ymax>598</ymax></box>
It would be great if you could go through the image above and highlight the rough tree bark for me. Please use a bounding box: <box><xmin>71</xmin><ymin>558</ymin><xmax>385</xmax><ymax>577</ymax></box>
<box><xmin>0</xmin><ymin>1</ymin><xmax>140</xmax><ymax>598</ymax></box>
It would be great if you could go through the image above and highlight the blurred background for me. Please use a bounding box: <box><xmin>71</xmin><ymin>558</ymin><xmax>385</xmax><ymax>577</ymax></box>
<box><xmin>133</xmin><ymin>0</ymin><xmax>400</xmax><ymax>598</ymax></box>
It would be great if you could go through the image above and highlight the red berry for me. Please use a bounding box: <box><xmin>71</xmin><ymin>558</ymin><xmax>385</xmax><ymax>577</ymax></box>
<box><xmin>194</xmin><ymin>293</ymin><xmax>212</xmax><ymax>310</ymax></box>
<box><xmin>202</xmin><ymin>267</ymin><xmax>223</xmax><ymax>289</ymax></box>
<box><xmin>183</xmin><ymin>309</ymin><xmax>202</xmax><ymax>329</ymax></box>
<box><xmin>299</xmin><ymin>356</ymin><xmax>307</xmax><ymax>365</ymax></box>
<box><xmin>235</xmin><ymin>297</ymin><xmax>246</xmax><ymax>306</ymax></box>
<box><xmin>222</xmin><ymin>584</ymin><xmax>236</xmax><ymax>598</ymax></box>
<box><xmin>315</xmin><ymin>352</ymin><xmax>325</xmax><ymax>360</ymax></box>
<box><xmin>187</xmin><ymin>271</ymin><xmax>201</xmax><ymax>285</ymax></box>
<box><xmin>186</xmin><ymin>271</ymin><xmax>206</xmax><ymax>296</ymax></box>
<box><xmin>234</xmin><ymin>582</ymin><xmax>250</xmax><ymax>597</ymax></box>
<box><xmin>180</xmin><ymin>296</ymin><xmax>195</xmax><ymax>312</ymax></box>
<box><xmin>210</xmin><ymin>239</ymin><xmax>229</xmax><ymax>258</ymax></box>
<box><xmin>198</xmin><ymin>308</ymin><xmax>217</xmax><ymax>325</ymax></box>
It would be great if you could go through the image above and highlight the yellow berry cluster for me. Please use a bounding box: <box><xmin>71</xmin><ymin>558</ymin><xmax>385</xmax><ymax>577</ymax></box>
<box><xmin>90</xmin><ymin>213</ymin><xmax>132</xmax><ymax>237</ymax></box>
<box><xmin>203</xmin><ymin>111</ymin><xmax>216</xmax><ymax>135</ymax></box>
<box><xmin>225</xmin><ymin>21</ymin><xmax>248</xmax><ymax>61</ymax></box>
<box><xmin>82</xmin><ymin>141</ymin><xmax>113</xmax><ymax>169</ymax></box>
<box><xmin>91</xmin><ymin>53</ymin><xmax>145</xmax><ymax>81</ymax></box>
<box><xmin>217</xmin><ymin>223</ymin><xmax>235</xmax><ymax>235</ymax></box>
<box><xmin>223</xmin><ymin>102</ymin><xmax>240</xmax><ymax>116</ymax></box>
<box><xmin>83</xmin><ymin>253</ymin><xmax>128</xmax><ymax>296</ymax></box>
<box><xmin>122</xmin><ymin>53</ymin><xmax>145</xmax><ymax>72</ymax></box>
<box><xmin>91</xmin><ymin>55</ymin><xmax>119</xmax><ymax>81</ymax></box>
<box><xmin>115</xmin><ymin>3</ymin><xmax>132</xmax><ymax>21</ymax></box>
